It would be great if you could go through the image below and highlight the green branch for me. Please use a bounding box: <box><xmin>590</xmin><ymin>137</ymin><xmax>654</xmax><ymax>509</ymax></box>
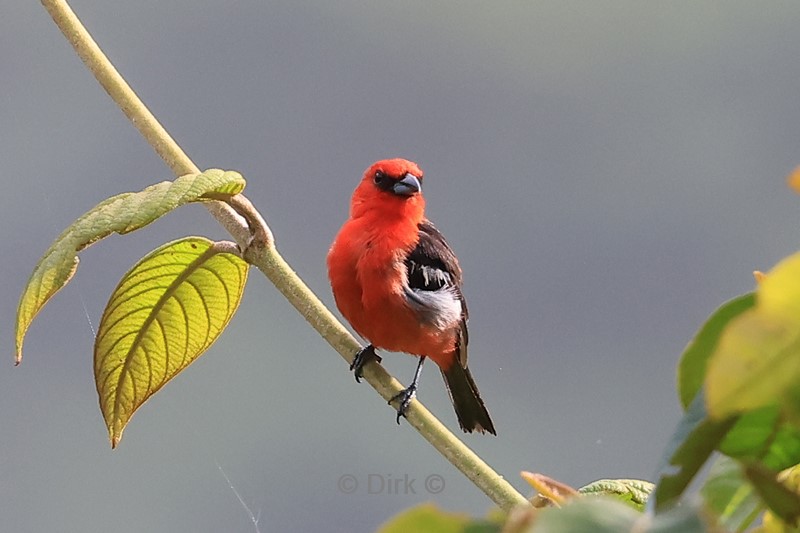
<box><xmin>40</xmin><ymin>0</ymin><xmax>530</xmax><ymax>511</ymax></box>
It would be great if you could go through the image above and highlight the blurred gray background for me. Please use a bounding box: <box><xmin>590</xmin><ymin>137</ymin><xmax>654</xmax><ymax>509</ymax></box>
<box><xmin>2</xmin><ymin>2</ymin><xmax>799</xmax><ymax>532</ymax></box>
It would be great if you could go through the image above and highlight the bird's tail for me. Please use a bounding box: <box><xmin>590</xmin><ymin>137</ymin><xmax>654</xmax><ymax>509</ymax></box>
<box><xmin>440</xmin><ymin>363</ymin><xmax>496</xmax><ymax>435</ymax></box>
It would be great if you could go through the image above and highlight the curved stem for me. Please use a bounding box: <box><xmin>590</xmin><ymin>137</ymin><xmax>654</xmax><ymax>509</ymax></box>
<box><xmin>40</xmin><ymin>0</ymin><xmax>529</xmax><ymax>511</ymax></box>
<box><xmin>39</xmin><ymin>0</ymin><xmax>250</xmax><ymax>247</ymax></box>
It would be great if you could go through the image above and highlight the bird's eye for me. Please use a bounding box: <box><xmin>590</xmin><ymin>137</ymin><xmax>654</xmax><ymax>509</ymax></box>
<box><xmin>373</xmin><ymin>170</ymin><xmax>390</xmax><ymax>189</ymax></box>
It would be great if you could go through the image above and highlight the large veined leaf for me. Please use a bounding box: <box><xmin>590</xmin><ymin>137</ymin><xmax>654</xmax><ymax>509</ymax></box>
<box><xmin>94</xmin><ymin>237</ymin><xmax>248</xmax><ymax>447</ymax></box>
<box><xmin>15</xmin><ymin>169</ymin><xmax>246</xmax><ymax>363</ymax></box>
<box><xmin>521</xmin><ymin>472</ymin><xmax>653</xmax><ymax>512</ymax></box>
<box><xmin>706</xmin><ymin>252</ymin><xmax>800</xmax><ymax>420</ymax></box>
<box><xmin>579</xmin><ymin>479</ymin><xmax>654</xmax><ymax>511</ymax></box>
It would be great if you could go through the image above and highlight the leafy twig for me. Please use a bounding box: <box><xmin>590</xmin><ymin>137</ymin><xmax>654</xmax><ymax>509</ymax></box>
<box><xmin>39</xmin><ymin>0</ymin><xmax>529</xmax><ymax>510</ymax></box>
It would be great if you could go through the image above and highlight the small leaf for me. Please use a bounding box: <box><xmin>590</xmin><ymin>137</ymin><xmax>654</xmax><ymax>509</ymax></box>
<box><xmin>579</xmin><ymin>479</ymin><xmax>654</xmax><ymax>511</ymax></box>
<box><xmin>94</xmin><ymin>237</ymin><xmax>248</xmax><ymax>447</ymax></box>
<box><xmin>521</xmin><ymin>471</ymin><xmax>579</xmax><ymax>507</ymax></box>
<box><xmin>701</xmin><ymin>456</ymin><xmax>763</xmax><ymax>532</ymax></box>
<box><xmin>706</xmin><ymin>253</ymin><xmax>800</xmax><ymax>419</ymax></box>
<box><xmin>15</xmin><ymin>169</ymin><xmax>245</xmax><ymax>363</ymax></box>
<box><xmin>654</xmin><ymin>392</ymin><xmax>738</xmax><ymax>511</ymax></box>
<box><xmin>375</xmin><ymin>503</ymin><xmax>500</xmax><ymax>533</ymax></box>
<box><xmin>678</xmin><ymin>293</ymin><xmax>756</xmax><ymax>409</ymax></box>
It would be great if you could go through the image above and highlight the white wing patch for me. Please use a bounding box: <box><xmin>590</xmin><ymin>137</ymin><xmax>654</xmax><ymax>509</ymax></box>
<box><xmin>403</xmin><ymin>281</ymin><xmax>463</xmax><ymax>330</ymax></box>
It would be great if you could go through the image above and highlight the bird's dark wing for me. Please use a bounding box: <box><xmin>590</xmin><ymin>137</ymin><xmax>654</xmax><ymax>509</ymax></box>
<box><xmin>404</xmin><ymin>220</ymin><xmax>469</xmax><ymax>366</ymax></box>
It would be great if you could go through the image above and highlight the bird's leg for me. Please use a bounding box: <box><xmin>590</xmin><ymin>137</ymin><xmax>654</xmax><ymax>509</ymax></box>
<box><xmin>350</xmin><ymin>344</ymin><xmax>382</xmax><ymax>383</ymax></box>
<box><xmin>390</xmin><ymin>356</ymin><xmax>426</xmax><ymax>424</ymax></box>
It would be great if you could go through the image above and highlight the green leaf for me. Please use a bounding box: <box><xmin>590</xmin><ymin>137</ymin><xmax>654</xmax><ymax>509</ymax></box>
<box><xmin>761</xmin><ymin>465</ymin><xmax>800</xmax><ymax>531</ymax></box>
<box><xmin>745</xmin><ymin>463</ymin><xmax>800</xmax><ymax>526</ymax></box>
<box><xmin>706</xmin><ymin>253</ymin><xmax>800</xmax><ymax>419</ymax></box>
<box><xmin>645</xmin><ymin>504</ymin><xmax>713</xmax><ymax>533</ymax></box>
<box><xmin>94</xmin><ymin>237</ymin><xmax>248</xmax><ymax>447</ymax></box>
<box><xmin>656</xmin><ymin>398</ymin><xmax>800</xmax><ymax>513</ymax></box>
<box><xmin>654</xmin><ymin>392</ymin><xmax>738</xmax><ymax>511</ymax></box>
<box><xmin>533</xmin><ymin>498</ymin><xmax>639</xmax><ymax>532</ymax></box>
<box><xmin>678</xmin><ymin>293</ymin><xmax>756</xmax><ymax>409</ymax></box>
<box><xmin>720</xmin><ymin>407</ymin><xmax>800</xmax><ymax>472</ymax></box>
<box><xmin>761</xmin><ymin>510</ymin><xmax>800</xmax><ymax>532</ymax></box>
<box><xmin>15</xmin><ymin>169</ymin><xmax>245</xmax><ymax>363</ymax></box>
<box><xmin>375</xmin><ymin>503</ymin><xmax>500</xmax><ymax>533</ymax></box>
<box><xmin>579</xmin><ymin>479</ymin><xmax>654</xmax><ymax>511</ymax></box>
<box><xmin>532</xmin><ymin>497</ymin><xmax>712</xmax><ymax>532</ymax></box>
<box><xmin>701</xmin><ymin>456</ymin><xmax>763</xmax><ymax>532</ymax></box>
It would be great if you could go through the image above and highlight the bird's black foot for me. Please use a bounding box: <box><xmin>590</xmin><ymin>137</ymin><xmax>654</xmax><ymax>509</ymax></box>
<box><xmin>350</xmin><ymin>344</ymin><xmax>381</xmax><ymax>383</ymax></box>
<box><xmin>389</xmin><ymin>384</ymin><xmax>417</xmax><ymax>424</ymax></box>
<box><xmin>389</xmin><ymin>356</ymin><xmax>426</xmax><ymax>425</ymax></box>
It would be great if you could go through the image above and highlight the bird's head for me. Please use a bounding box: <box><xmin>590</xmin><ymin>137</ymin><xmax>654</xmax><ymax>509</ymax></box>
<box><xmin>351</xmin><ymin>159</ymin><xmax>426</xmax><ymax>219</ymax></box>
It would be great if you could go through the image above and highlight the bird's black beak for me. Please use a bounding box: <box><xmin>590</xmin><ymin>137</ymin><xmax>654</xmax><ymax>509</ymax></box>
<box><xmin>392</xmin><ymin>173</ymin><xmax>422</xmax><ymax>196</ymax></box>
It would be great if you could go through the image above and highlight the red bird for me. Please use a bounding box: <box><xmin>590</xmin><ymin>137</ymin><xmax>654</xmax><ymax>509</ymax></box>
<box><xmin>327</xmin><ymin>159</ymin><xmax>495</xmax><ymax>435</ymax></box>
